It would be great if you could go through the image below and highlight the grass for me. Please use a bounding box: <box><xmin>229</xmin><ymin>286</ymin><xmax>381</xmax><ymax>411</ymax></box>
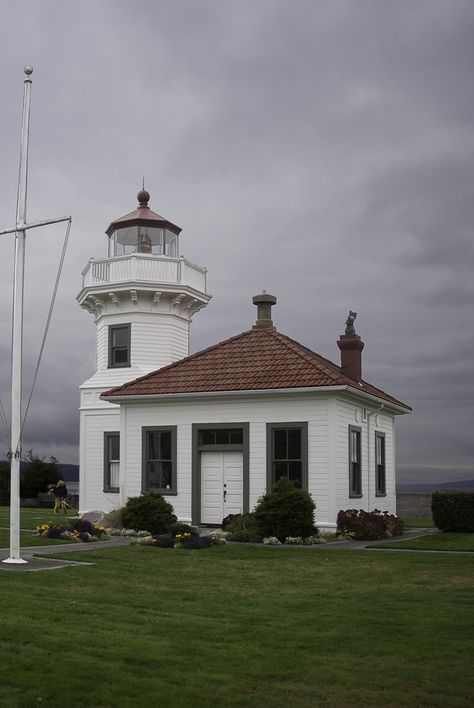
<box><xmin>373</xmin><ymin>531</ymin><xmax>474</xmax><ymax>552</ymax></box>
<box><xmin>0</xmin><ymin>506</ymin><xmax>79</xmax><ymax>548</ymax></box>
<box><xmin>0</xmin><ymin>543</ymin><xmax>473</xmax><ymax>707</ymax></box>
<box><xmin>402</xmin><ymin>517</ymin><xmax>434</xmax><ymax>528</ymax></box>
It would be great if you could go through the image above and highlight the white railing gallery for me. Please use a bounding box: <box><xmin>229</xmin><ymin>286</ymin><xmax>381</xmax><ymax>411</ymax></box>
<box><xmin>82</xmin><ymin>254</ymin><xmax>206</xmax><ymax>292</ymax></box>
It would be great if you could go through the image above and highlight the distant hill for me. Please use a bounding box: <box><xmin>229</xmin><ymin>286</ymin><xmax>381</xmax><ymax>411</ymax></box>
<box><xmin>397</xmin><ymin>479</ymin><xmax>474</xmax><ymax>493</ymax></box>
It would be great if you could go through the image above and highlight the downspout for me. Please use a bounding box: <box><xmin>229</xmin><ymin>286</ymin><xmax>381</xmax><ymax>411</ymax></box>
<box><xmin>366</xmin><ymin>404</ymin><xmax>384</xmax><ymax>511</ymax></box>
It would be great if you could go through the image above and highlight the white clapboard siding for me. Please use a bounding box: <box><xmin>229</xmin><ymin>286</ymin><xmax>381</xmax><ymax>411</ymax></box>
<box><xmin>80</xmin><ymin>390</ymin><xmax>397</xmax><ymax>526</ymax></box>
<box><xmin>122</xmin><ymin>393</ymin><xmax>331</xmax><ymax>525</ymax></box>
<box><xmin>96</xmin><ymin>313</ymin><xmax>189</xmax><ymax>372</ymax></box>
<box><xmin>79</xmin><ymin>409</ymin><xmax>121</xmax><ymax>512</ymax></box>
<box><xmin>334</xmin><ymin>399</ymin><xmax>396</xmax><ymax>516</ymax></box>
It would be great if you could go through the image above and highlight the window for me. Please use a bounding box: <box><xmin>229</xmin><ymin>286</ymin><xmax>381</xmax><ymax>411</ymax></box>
<box><xmin>375</xmin><ymin>432</ymin><xmax>386</xmax><ymax>496</ymax></box>
<box><xmin>266</xmin><ymin>423</ymin><xmax>308</xmax><ymax>489</ymax></box>
<box><xmin>349</xmin><ymin>426</ymin><xmax>362</xmax><ymax>497</ymax></box>
<box><xmin>104</xmin><ymin>432</ymin><xmax>120</xmax><ymax>492</ymax></box>
<box><xmin>108</xmin><ymin>324</ymin><xmax>130</xmax><ymax>368</ymax></box>
<box><xmin>198</xmin><ymin>428</ymin><xmax>243</xmax><ymax>446</ymax></box>
<box><xmin>142</xmin><ymin>427</ymin><xmax>177</xmax><ymax>494</ymax></box>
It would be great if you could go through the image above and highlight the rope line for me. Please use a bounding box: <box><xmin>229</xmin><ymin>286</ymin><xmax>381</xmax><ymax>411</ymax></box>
<box><xmin>20</xmin><ymin>218</ymin><xmax>72</xmax><ymax>438</ymax></box>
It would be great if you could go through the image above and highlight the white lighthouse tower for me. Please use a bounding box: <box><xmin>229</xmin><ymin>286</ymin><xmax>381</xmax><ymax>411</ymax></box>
<box><xmin>77</xmin><ymin>189</ymin><xmax>210</xmax><ymax>512</ymax></box>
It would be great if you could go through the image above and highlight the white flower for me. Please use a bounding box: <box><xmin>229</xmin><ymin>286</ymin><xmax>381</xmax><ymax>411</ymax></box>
<box><xmin>263</xmin><ymin>536</ymin><xmax>281</xmax><ymax>545</ymax></box>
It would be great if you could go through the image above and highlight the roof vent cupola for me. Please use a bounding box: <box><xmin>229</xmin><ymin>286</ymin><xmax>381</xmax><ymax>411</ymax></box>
<box><xmin>252</xmin><ymin>291</ymin><xmax>277</xmax><ymax>330</ymax></box>
<box><xmin>105</xmin><ymin>189</ymin><xmax>182</xmax><ymax>258</ymax></box>
<box><xmin>337</xmin><ymin>310</ymin><xmax>365</xmax><ymax>382</ymax></box>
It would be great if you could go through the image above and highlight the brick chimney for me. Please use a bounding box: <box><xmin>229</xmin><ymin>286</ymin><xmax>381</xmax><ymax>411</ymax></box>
<box><xmin>252</xmin><ymin>291</ymin><xmax>277</xmax><ymax>330</ymax></box>
<box><xmin>337</xmin><ymin>310</ymin><xmax>364</xmax><ymax>382</ymax></box>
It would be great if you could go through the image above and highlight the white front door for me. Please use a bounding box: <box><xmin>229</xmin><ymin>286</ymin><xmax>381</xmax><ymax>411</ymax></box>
<box><xmin>201</xmin><ymin>451</ymin><xmax>243</xmax><ymax>525</ymax></box>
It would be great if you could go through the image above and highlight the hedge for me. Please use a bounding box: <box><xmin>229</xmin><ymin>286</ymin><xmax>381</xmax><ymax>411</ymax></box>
<box><xmin>431</xmin><ymin>491</ymin><xmax>474</xmax><ymax>532</ymax></box>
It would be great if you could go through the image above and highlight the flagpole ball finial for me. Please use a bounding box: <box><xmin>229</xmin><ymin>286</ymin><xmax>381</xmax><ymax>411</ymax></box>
<box><xmin>24</xmin><ymin>65</ymin><xmax>33</xmax><ymax>76</ymax></box>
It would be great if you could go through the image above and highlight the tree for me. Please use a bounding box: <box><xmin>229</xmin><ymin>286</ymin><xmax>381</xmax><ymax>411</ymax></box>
<box><xmin>20</xmin><ymin>451</ymin><xmax>61</xmax><ymax>499</ymax></box>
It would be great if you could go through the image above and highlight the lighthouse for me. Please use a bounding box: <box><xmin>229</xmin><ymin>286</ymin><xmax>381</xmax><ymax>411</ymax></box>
<box><xmin>77</xmin><ymin>189</ymin><xmax>210</xmax><ymax>511</ymax></box>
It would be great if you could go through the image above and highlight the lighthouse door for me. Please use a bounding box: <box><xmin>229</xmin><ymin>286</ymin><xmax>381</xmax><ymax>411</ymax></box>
<box><xmin>201</xmin><ymin>451</ymin><xmax>243</xmax><ymax>525</ymax></box>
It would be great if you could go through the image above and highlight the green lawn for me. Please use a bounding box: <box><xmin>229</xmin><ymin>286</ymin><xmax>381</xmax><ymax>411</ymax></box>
<box><xmin>373</xmin><ymin>531</ymin><xmax>474</xmax><ymax>552</ymax></box>
<box><xmin>0</xmin><ymin>506</ymin><xmax>78</xmax><ymax>547</ymax></box>
<box><xmin>402</xmin><ymin>517</ymin><xmax>434</xmax><ymax>528</ymax></box>
<box><xmin>0</xmin><ymin>544</ymin><xmax>473</xmax><ymax>707</ymax></box>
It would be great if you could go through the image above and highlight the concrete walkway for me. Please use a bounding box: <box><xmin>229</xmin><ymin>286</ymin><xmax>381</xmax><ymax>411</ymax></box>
<box><xmin>0</xmin><ymin>536</ymin><xmax>132</xmax><ymax>571</ymax></box>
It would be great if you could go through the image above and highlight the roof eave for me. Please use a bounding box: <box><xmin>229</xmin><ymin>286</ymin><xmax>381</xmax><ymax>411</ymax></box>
<box><xmin>100</xmin><ymin>384</ymin><xmax>411</xmax><ymax>413</ymax></box>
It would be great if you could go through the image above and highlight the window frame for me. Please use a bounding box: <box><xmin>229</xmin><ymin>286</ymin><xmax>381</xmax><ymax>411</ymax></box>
<box><xmin>266</xmin><ymin>422</ymin><xmax>308</xmax><ymax>491</ymax></box>
<box><xmin>103</xmin><ymin>432</ymin><xmax>120</xmax><ymax>493</ymax></box>
<box><xmin>349</xmin><ymin>425</ymin><xmax>362</xmax><ymax>498</ymax></box>
<box><xmin>375</xmin><ymin>431</ymin><xmax>386</xmax><ymax>497</ymax></box>
<box><xmin>108</xmin><ymin>324</ymin><xmax>131</xmax><ymax>368</ymax></box>
<box><xmin>142</xmin><ymin>426</ymin><xmax>177</xmax><ymax>495</ymax></box>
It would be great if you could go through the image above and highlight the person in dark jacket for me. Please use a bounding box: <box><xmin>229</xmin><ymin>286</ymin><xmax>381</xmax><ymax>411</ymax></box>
<box><xmin>52</xmin><ymin>480</ymin><xmax>68</xmax><ymax>514</ymax></box>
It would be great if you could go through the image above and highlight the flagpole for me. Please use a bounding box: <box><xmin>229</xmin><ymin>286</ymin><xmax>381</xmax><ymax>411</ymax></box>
<box><xmin>3</xmin><ymin>66</ymin><xmax>33</xmax><ymax>564</ymax></box>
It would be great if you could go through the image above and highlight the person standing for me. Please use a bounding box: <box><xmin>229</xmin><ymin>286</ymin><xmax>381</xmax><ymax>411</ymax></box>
<box><xmin>52</xmin><ymin>480</ymin><xmax>68</xmax><ymax>514</ymax></box>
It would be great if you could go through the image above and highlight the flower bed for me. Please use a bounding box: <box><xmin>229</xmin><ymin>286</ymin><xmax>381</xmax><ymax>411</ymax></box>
<box><xmin>133</xmin><ymin>531</ymin><xmax>224</xmax><ymax>549</ymax></box>
<box><xmin>36</xmin><ymin>519</ymin><xmax>109</xmax><ymax>543</ymax></box>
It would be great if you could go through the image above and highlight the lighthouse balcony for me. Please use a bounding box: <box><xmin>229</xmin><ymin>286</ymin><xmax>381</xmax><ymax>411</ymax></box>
<box><xmin>81</xmin><ymin>253</ymin><xmax>207</xmax><ymax>292</ymax></box>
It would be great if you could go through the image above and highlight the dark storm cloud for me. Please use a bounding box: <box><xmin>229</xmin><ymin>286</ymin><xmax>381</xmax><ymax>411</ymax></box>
<box><xmin>0</xmin><ymin>0</ymin><xmax>473</xmax><ymax>483</ymax></box>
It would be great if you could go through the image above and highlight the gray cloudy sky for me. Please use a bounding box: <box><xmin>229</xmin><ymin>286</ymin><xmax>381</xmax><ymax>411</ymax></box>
<box><xmin>0</xmin><ymin>0</ymin><xmax>473</xmax><ymax>484</ymax></box>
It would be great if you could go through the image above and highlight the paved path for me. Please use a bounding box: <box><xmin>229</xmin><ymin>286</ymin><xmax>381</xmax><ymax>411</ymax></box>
<box><xmin>0</xmin><ymin>536</ymin><xmax>131</xmax><ymax>571</ymax></box>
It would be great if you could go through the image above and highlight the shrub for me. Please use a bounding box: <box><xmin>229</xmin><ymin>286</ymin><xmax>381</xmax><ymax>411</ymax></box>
<box><xmin>121</xmin><ymin>493</ymin><xmax>176</xmax><ymax>535</ymax></box>
<box><xmin>180</xmin><ymin>534</ymin><xmax>213</xmax><ymax>550</ymax></box>
<box><xmin>169</xmin><ymin>522</ymin><xmax>198</xmax><ymax>538</ymax></box>
<box><xmin>68</xmin><ymin>518</ymin><xmax>106</xmax><ymax>538</ymax></box>
<box><xmin>35</xmin><ymin>520</ymin><xmax>108</xmax><ymax>542</ymax></box>
<box><xmin>152</xmin><ymin>533</ymin><xmax>176</xmax><ymax>548</ymax></box>
<box><xmin>226</xmin><ymin>513</ymin><xmax>262</xmax><ymax>543</ymax></box>
<box><xmin>222</xmin><ymin>513</ymin><xmax>240</xmax><ymax>530</ymax></box>
<box><xmin>254</xmin><ymin>478</ymin><xmax>316</xmax><ymax>542</ymax></box>
<box><xmin>337</xmin><ymin>509</ymin><xmax>405</xmax><ymax>540</ymax></box>
<box><xmin>431</xmin><ymin>491</ymin><xmax>474</xmax><ymax>532</ymax></box>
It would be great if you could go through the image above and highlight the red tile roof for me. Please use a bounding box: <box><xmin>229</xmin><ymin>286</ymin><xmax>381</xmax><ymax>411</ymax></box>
<box><xmin>102</xmin><ymin>327</ymin><xmax>411</xmax><ymax>411</ymax></box>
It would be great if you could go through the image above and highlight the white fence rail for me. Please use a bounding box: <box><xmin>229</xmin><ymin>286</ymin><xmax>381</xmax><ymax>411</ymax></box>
<box><xmin>82</xmin><ymin>254</ymin><xmax>206</xmax><ymax>292</ymax></box>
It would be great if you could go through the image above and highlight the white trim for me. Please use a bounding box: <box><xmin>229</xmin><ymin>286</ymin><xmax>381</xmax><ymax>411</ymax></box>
<box><xmin>327</xmin><ymin>397</ymin><xmax>338</xmax><ymax>525</ymax></box>
<box><xmin>101</xmin><ymin>385</ymin><xmax>410</xmax><ymax>414</ymax></box>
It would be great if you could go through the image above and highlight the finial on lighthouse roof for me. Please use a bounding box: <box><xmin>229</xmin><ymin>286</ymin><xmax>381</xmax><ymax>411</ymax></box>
<box><xmin>137</xmin><ymin>186</ymin><xmax>150</xmax><ymax>208</ymax></box>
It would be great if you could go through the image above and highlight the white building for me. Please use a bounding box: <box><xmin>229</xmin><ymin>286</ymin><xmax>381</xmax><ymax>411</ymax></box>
<box><xmin>79</xmin><ymin>192</ymin><xmax>410</xmax><ymax>530</ymax></box>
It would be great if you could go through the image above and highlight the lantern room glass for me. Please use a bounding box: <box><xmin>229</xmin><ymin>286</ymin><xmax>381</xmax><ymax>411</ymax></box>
<box><xmin>108</xmin><ymin>226</ymin><xmax>178</xmax><ymax>258</ymax></box>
